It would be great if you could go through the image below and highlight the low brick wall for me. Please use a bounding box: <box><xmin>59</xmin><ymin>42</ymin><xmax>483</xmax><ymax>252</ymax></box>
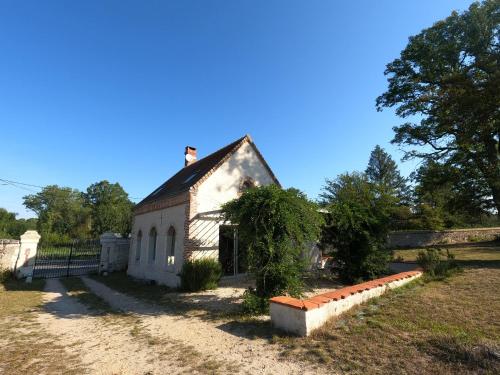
<box><xmin>270</xmin><ymin>270</ymin><xmax>422</xmax><ymax>336</ymax></box>
<box><xmin>388</xmin><ymin>227</ymin><xmax>500</xmax><ymax>248</ymax></box>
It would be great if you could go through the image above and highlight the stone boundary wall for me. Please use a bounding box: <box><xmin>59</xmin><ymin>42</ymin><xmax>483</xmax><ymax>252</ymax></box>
<box><xmin>388</xmin><ymin>227</ymin><xmax>500</xmax><ymax>248</ymax></box>
<box><xmin>270</xmin><ymin>270</ymin><xmax>422</xmax><ymax>336</ymax></box>
<box><xmin>0</xmin><ymin>239</ymin><xmax>20</xmax><ymax>271</ymax></box>
<box><xmin>0</xmin><ymin>231</ymin><xmax>41</xmax><ymax>280</ymax></box>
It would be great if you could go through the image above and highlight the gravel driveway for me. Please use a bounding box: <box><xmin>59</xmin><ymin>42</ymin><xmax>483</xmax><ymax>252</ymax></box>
<box><xmin>38</xmin><ymin>277</ymin><xmax>326</xmax><ymax>375</ymax></box>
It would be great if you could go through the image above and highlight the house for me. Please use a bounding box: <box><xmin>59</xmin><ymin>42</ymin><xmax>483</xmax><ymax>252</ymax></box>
<box><xmin>128</xmin><ymin>135</ymin><xmax>279</xmax><ymax>287</ymax></box>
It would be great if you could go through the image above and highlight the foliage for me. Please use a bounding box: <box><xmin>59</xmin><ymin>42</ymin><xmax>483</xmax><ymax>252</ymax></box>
<box><xmin>0</xmin><ymin>268</ymin><xmax>13</xmax><ymax>284</ymax></box>
<box><xmin>417</xmin><ymin>248</ymin><xmax>458</xmax><ymax>279</ymax></box>
<box><xmin>83</xmin><ymin>180</ymin><xmax>134</xmax><ymax>236</ymax></box>
<box><xmin>377</xmin><ymin>1</ymin><xmax>500</xmax><ymax>215</ymax></box>
<box><xmin>222</xmin><ymin>185</ymin><xmax>323</xmax><ymax>299</ymax></box>
<box><xmin>23</xmin><ymin>185</ymin><xmax>90</xmax><ymax>240</ymax></box>
<box><xmin>23</xmin><ymin>180</ymin><xmax>134</xmax><ymax>240</ymax></box>
<box><xmin>320</xmin><ymin>172</ymin><xmax>393</xmax><ymax>283</ymax></box>
<box><xmin>0</xmin><ymin>208</ymin><xmax>37</xmax><ymax>238</ymax></box>
<box><xmin>365</xmin><ymin>145</ymin><xmax>410</xmax><ymax>204</ymax></box>
<box><xmin>241</xmin><ymin>288</ymin><xmax>269</xmax><ymax>315</ymax></box>
<box><xmin>411</xmin><ymin>160</ymin><xmax>497</xmax><ymax>229</ymax></box>
<box><xmin>179</xmin><ymin>258</ymin><xmax>222</xmax><ymax>292</ymax></box>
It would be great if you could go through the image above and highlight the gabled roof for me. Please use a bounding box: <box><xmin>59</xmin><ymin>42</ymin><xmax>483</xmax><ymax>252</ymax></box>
<box><xmin>136</xmin><ymin>135</ymin><xmax>279</xmax><ymax>208</ymax></box>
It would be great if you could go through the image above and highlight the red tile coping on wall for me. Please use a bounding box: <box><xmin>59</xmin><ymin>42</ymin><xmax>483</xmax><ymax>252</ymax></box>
<box><xmin>269</xmin><ymin>270</ymin><xmax>422</xmax><ymax>311</ymax></box>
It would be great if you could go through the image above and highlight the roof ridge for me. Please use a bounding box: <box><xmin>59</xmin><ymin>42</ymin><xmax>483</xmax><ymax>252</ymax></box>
<box><xmin>136</xmin><ymin>135</ymin><xmax>250</xmax><ymax>208</ymax></box>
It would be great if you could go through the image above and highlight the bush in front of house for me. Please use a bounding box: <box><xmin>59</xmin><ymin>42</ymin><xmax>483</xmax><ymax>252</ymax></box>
<box><xmin>241</xmin><ymin>288</ymin><xmax>269</xmax><ymax>315</ymax></box>
<box><xmin>222</xmin><ymin>185</ymin><xmax>324</xmax><ymax>314</ymax></box>
<box><xmin>417</xmin><ymin>247</ymin><xmax>458</xmax><ymax>279</ymax></box>
<box><xmin>320</xmin><ymin>172</ymin><xmax>393</xmax><ymax>283</ymax></box>
<box><xmin>0</xmin><ymin>268</ymin><xmax>13</xmax><ymax>284</ymax></box>
<box><xmin>179</xmin><ymin>258</ymin><xmax>222</xmax><ymax>292</ymax></box>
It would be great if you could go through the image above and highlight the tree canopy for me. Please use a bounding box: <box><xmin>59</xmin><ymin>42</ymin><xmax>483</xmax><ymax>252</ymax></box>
<box><xmin>376</xmin><ymin>0</ymin><xmax>500</xmax><ymax>214</ymax></box>
<box><xmin>0</xmin><ymin>208</ymin><xmax>37</xmax><ymax>238</ymax></box>
<box><xmin>23</xmin><ymin>181</ymin><xmax>134</xmax><ymax>241</ymax></box>
<box><xmin>83</xmin><ymin>180</ymin><xmax>134</xmax><ymax>236</ymax></box>
<box><xmin>365</xmin><ymin>145</ymin><xmax>410</xmax><ymax>204</ymax></box>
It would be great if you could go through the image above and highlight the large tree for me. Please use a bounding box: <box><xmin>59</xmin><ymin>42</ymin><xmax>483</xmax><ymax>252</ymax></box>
<box><xmin>83</xmin><ymin>180</ymin><xmax>133</xmax><ymax>236</ymax></box>
<box><xmin>412</xmin><ymin>160</ymin><xmax>495</xmax><ymax>228</ymax></box>
<box><xmin>23</xmin><ymin>185</ymin><xmax>90</xmax><ymax>240</ymax></box>
<box><xmin>376</xmin><ymin>1</ymin><xmax>500</xmax><ymax>214</ymax></box>
<box><xmin>365</xmin><ymin>145</ymin><xmax>410</xmax><ymax>203</ymax></box>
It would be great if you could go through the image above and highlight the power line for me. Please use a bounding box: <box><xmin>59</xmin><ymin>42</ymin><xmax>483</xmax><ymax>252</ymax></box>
<box><xmin>0</xmin><ymin>177</ymin><xmax>144</xmax><ymax>200</ymax></box>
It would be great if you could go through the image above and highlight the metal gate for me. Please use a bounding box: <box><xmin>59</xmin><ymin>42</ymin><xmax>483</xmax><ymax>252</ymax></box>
<box><xmin>32</xmin><ymin>239</ymin><xmax>101</xmax><ymax>278</ymax></box>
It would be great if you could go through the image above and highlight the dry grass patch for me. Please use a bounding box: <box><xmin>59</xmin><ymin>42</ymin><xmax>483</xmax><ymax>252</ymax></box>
<box><xmin>273</xmin><ymin>267</ymin><xmax>500</xmax><ymax>374</ymax></box>
<box><xmin>0</xmin><ymin>278</ymin><xmax>83</xmax><ymax>374</ymax></box>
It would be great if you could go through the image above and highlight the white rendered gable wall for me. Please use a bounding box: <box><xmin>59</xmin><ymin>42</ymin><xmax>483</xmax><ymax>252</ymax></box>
<box><xmin>189</xmin><ymin>141</ymin><xmax>275</xmax><ymax>259</ymax></box>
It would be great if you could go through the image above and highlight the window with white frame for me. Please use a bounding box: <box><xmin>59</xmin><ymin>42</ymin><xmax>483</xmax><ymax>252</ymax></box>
<box><xmin>166</xmin><ymin>226</ymin><xmax>176</xmax><ymax>266</ymax></box>
<box><xmin>135</xmin><ymin>230</ymin><xmax>142</xmax><ymax>262</ymax></box>
<box><xmin>148</xmin><ymin>227</ymin><xmax>157</xmax><ymax>263</ymax></box>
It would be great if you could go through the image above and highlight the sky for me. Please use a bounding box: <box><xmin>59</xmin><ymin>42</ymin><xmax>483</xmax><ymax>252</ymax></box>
<box><xmin>0</xmin><ymin>0</ymin><xmax>475</xmax><ymax>218</ymax></box>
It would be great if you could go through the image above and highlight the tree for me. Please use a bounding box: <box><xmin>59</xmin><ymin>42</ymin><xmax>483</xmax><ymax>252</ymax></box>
<box><xmin>320</xmin><ymin>173</ymin><xmax>393</xmax><ymax>283</ymax></box>
<box><xmin>412</xmin><ymin>160</ymin><xmax>496</xmax><ymax>228</ymax></box>
<box><xmin>0</xmin><ymin>209</ymin><xmax>36</xmax><ymax>238</ymax></box>
<box><xmin>23</xmin><ymin>185</ymin><xmax>90</xmax><ymax>240</ymax></box>
<box><xmin>376</xmin><ymin>1</ymin><xmax>500</xmax><ymax>215</ymax></box>
<box><xmin>221</xmin><ymin>185</ymin><xmax>323</xmax><ymax>302</ymax></box>
<box><xmin>365</xmin><ymin>145</ymin><xmax>410</xmax><ymax>203</ymax></box>
<box><xmin>83</xmin><ymin>181</ymin><xmax>133</xmax><ymax>236</ymax></box>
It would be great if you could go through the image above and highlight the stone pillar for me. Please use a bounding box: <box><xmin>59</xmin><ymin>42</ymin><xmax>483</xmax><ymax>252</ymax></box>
<box><xmin>99</xmin><ymin>232</ymin><xmax>130</xmax><ymax>274</ymax></box>
<box><xmin>15</xmin><ymin>230</ymin><xmax>41</xmax><ymax>281</ymax></box>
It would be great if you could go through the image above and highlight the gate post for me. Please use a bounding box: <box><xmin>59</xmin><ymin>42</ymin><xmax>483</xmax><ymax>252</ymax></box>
<box><xmin>99</xmin><ymin>233</ymin><xmax>130</xmax><ymax>274</ymax></box>
<box><xmin>15</xmin><ymin>230</ymin><xmax>41</xmax><ymax>281</ymax></box>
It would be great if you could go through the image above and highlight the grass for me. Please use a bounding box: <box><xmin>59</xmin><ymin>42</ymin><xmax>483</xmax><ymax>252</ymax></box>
<box><xmin>393</xmin><ymin>242</ymin><xmax>500</xmax><ymax>263</ymax></box>
<box><xmin>0</xmin><ymin>277</ymin><xmax>83</xmax><ymax>374</ymax></box>
<box><xmin>272</xmin><ymin>257</ymin><xmax>500</xmax><ymax>374</ymax></box>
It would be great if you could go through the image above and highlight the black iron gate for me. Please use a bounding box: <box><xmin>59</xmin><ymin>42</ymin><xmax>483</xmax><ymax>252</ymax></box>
<box><xmin>32</xmin><ymin>239</ymin><xmax>101</xmax><ymax>278</ymax></box>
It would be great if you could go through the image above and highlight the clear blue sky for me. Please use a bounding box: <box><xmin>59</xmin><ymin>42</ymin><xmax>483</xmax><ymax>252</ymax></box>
<box><xmin>1</xmin><ymin>0</ymin><xmax>474</xmax><ymax>218</ymax></box>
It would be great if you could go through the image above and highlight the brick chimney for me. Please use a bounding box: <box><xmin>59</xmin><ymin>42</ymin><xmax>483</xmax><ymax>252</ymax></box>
<box><xmin>184</xmin><ymin>146</ymin><xmax>197</xmax><ymax>167</ymax></box>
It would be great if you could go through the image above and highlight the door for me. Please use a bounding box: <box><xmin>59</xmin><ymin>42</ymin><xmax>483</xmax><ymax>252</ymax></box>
<box><xmin>218</xmin><ymin>226</ymin><xmax>247</xmax><ymax>276</ymax></box>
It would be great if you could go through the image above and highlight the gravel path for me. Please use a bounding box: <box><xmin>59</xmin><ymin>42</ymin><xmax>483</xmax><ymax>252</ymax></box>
<box><xmin>38</xmin><ymin>277</ymin><xmax>325</xmax><ymax>374</ymax></box>
<box><xmin>39</xmin><ymin>278</ymin><xmax>201</xmax><ymax>374</ymax></box>
<box><xmin>81</xmin><ymin>276</ymin><xmax>325</xmax><ymax>375</ymax></box>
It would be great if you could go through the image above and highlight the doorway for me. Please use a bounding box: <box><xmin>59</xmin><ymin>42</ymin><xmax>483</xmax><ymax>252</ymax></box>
<box><xmin>218</xmin><ymin>225</ymin><xmax>247</xmax><ymax>276</ymax></box>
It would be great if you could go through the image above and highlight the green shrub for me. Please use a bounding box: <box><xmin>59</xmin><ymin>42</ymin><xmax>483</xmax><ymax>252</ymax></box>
<box><xmin>417</xmin><ymin>248</ymin><xmax>458</xmax><ymax>279</ymax></box>
<box><xmin>222</xmin><ymin>185</ymin><xmax>323</xmax><ymax>300</ymax></box>
<box><xmin>241</xmin><ymin>288</ymin><xmax>269</xmax><ymax>315</ymax></box>
<box><xmin>320</xmin><ymin>173</ymin><xmax>393</xmax><ymax>283</ymax></box>
<box><xmin>0</xmin><ymin>268</ymin><xmax>13</xmax><ymax>283</ymax></box>
<box><xmin>179</xmin><ymin>258</ymin><xmax>222</xmax><ymax>292</ymax></box>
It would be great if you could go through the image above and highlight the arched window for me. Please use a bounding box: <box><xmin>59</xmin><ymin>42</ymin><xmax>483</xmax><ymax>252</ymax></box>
<box><xmin>148</xmin><ymin>227</ymin><xmax>157</xmax><ymax>263</ymax></box>
<box><xmin>135</xmin><ymin>230</ymin><xmax>142</xmax><ymax>262</ymax></box>
<box><xmin>166</xmin><ymin>226</ymin><xmax>176</xmax><ymax>265</ymax></box>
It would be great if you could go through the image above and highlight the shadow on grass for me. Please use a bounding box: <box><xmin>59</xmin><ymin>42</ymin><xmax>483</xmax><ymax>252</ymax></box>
<box><xmin>420</xmin><ymin>335</ymin><xmax>500</xmax><ymax>372</ymax></box>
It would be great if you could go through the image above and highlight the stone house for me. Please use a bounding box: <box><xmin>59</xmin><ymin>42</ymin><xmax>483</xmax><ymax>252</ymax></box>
<box><xmin>128</xmin><ymin>135</ymin><xmax>279</xmax><ymax>287</ymax></box>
